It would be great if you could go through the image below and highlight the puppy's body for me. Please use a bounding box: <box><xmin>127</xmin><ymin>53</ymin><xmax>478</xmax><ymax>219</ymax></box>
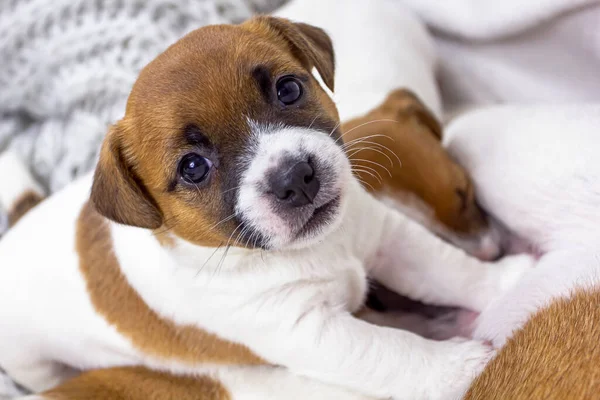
<box><xmin>0</xmin><ymin>6</ymin><xmax>530</xmax><ymax>400</ymax></box>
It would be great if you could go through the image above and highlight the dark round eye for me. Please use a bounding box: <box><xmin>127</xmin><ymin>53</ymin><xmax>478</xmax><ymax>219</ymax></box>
<box><xmin>179</xmin><ymin>153</ymin><xmax>212</xmax><ymax>184</ymax></box>
<box><xmin>276</xmin><ymin>77</ymin><xmax>303</xmax><ymax>105</ymax></box>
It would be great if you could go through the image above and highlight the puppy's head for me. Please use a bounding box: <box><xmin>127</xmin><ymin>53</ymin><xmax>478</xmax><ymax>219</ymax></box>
<box><xmin>344</xmin><ymin>89</ymin><xmax>503</xmax><ymax>260</ymax></box>
<box><xmin>91</xmin><ymin>17</ymin><xmax>351</xmax><ymax>250</ymax></box>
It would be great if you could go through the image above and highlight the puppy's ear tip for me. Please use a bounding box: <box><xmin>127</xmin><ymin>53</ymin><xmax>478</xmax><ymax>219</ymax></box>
<box><xmin>251</xmin><ymin>16</ymin><xmax>336</xmax><ymax>93</ymax></box>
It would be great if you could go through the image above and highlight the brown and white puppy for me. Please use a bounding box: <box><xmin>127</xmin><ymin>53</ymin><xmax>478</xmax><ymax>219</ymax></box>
<box><xmin>0</xmin><ymin>14</ymin><xmax>532</xmax><ymax>400</ymax></box>
<box><xmin>4</xmin><ymin>88</ymin><xmax>495</xmax><ymax>400</ymax></box>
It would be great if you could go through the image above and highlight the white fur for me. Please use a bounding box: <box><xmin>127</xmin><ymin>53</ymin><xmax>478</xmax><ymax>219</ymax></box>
<box><xmin>444</xmin><ymin>104</ymin><xmax>600</xmax><ymax>347</ymax></box>
<box><xmin>0</xmin><ymin>152</ymin><xmax>44</xmax><ymax>213</ymax></box>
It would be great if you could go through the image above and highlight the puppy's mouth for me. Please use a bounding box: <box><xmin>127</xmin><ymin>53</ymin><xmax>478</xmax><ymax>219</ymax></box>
<box><xmin>295</xmin><ymin>195</ymin><xmax>341</xmax><ymax>240</ymax></box>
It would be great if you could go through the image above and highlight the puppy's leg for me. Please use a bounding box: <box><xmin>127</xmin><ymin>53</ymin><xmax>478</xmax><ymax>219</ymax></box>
<box><xmin>262</xmin><ymin>308</ymin><xmax>493</xmax><ymax>400</ymax></box>
<box><xmin>368</xmin><ymin>206</ymin><xmax>535</xmax><ymax>312</ymax></box>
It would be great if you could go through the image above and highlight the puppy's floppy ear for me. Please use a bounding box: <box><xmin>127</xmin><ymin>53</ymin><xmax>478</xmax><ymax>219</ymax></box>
<box><xmin>404</xmin><ymin>91</ymin><xmax>443</xmax><ymax>140</ymax></box>
<box><xmin>255</xmin><ymin>16</ymin><xmax>335</xmax><ymax>92</ymax></box>
<box><xmin>91</xmin><ymin>124</ymin><xmax>163</xmax><ymax>229</ymax></box>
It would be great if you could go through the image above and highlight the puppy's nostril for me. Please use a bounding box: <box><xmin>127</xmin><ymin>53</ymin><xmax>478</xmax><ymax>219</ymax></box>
<box><xmin>282</xmin><ymin>190</ymin><xmax>294</xmax><ymax>200</ymax></box>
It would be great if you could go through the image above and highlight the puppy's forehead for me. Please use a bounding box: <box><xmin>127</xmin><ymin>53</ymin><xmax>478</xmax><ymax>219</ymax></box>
<box><xmin>129</xmin><ymin>24</ymin><xmax>300</xmax><ymax>113</ymax></box>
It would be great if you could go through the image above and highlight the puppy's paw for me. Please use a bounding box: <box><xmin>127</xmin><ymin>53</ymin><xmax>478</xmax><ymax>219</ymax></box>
<box><xmin>492</xmin><ymin>253</ymin><xmax>536</xmax><ymax>295</ymax></box>
<box><xmin>470</xmin><ymin>254</ymin><xmax>535</xmax><ymax>311</ymax></box>
<box><xmin>431</xmin><ymin>338</ymin><xmax>495</xmax><ymax>400</ymax></box>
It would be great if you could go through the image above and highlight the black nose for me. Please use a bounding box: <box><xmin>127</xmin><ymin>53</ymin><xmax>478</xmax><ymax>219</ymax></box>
<box><xmin>271</xmin><ymin>160</ymin><xmax>320</xmax><ymax>207</ymax></box>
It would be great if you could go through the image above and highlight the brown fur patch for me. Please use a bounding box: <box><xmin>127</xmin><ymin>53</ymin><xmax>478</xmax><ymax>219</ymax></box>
<box><xmin>42</xmin><ymin>367</ymin><xmax>231</xmax><ymax>400</ymax></box>
<box><xmin>77</xmin><ymin>201</ymin><xmax>266</xmax><ymax>365</ymax></box>
<box><xmin>8</xmin><ymin>190</ymin><xmax>44</xmax><ymax>227</ymax></box>
<box><xmin>466</xmin><ymin>287</ymin><xmax>600</xmax><ymax>400</ymax></box>
<box><xmin>342</xmin><ymin>89</ymin><xmax>488</xmax><ymax>236</ymax></box>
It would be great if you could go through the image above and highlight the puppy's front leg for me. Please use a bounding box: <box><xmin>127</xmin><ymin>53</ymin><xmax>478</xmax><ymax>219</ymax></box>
<box><xmin>368</xmin><ymin>205</ymin><xmax>534</xmax><ymax>312</ymax></box>
<box><xmin>273</xmin><ymin>309</ymin><xmax>492</xmax><ymax>400</ymax></box>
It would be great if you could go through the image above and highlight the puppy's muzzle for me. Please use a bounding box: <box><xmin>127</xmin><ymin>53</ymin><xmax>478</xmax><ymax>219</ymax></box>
<box><xmin>269</xmin><ymin>158</ymin><xmax>320</xmax><ymax>208</ymax></box>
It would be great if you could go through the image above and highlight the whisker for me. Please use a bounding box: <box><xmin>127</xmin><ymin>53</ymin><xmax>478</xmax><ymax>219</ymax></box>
<box><xmin>341</xmin><ymin>134</ymin><xmax>394</xmax><ymax>149</ymax></box>
<box><xmin>195</xmin><ymin>244</ymin><xmax>224</xmax><ymax>277</ymax></box>
<box><xmin>328</xmin><ymin>121</ymin><xmax>342</xmax><ymax>138</ymax></box>
<box><xmin>209</xmin><ymin>213</ymin><xmax>237</xmax><ymax>230</ymax></box>
<box><xmin>336</xmin><ymin>119</ymin><xmax>400</xmax><ymax>144</ymax></box>
<box><xmin>347</xmin><ymin>141</ymin><xmax>402</xmax><ymax>166</ymax></box>
<box><xmin>352</xmin><ymin>167</ymin><xmax>382</xmax><ymax>184</ymax></box>
<box><xmin>308</xmin><ymin>115</ymin><xmax>319</xmax><ymax>130</ymax></box>
<box><xmin>355</xmin><ymin>177</ymin><xmax>376</xmax><ymax>192</ymax></box>
<box><xmin>351</xmin><ymin>158</ymin><xmax>392</xmax><ymax>177</ymax></box>
<box><xmin>351</xmin><ymin>164</ymin><xmax>383</xmax><ymax>182</ymax></box>
<box><xmin>347</xmin><ymin>146</ymin><xmax>396</xmax><ymax>167</ymax></box>
<box><xmin>221</xmin><ymin>185</ymin><xmax>244</xmax><ymax>195</ymax></box>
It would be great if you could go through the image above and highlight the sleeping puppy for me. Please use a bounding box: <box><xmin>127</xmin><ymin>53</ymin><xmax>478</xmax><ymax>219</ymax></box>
<box><xmin>442</xmin><ymin>105</ymin><xmax>600</xmax><ymax>399</ymax></box>
<box><xmin>0</xmin><ymin>16</ymin><xmax>532</xmax><ymax>400</ymax></box>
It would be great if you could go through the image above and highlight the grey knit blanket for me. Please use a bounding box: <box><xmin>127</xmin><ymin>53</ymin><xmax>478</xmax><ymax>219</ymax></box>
<box><xmin>0</xmin><ymin>0</ymin><xmax>286</xmax><ymax>192</ymax></box>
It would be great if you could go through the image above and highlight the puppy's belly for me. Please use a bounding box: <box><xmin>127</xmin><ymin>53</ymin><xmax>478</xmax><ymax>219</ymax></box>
<box><xmin>0</xmin><ymin>174</ymin><xmax>139</xmax><ymax>390</ymax></box>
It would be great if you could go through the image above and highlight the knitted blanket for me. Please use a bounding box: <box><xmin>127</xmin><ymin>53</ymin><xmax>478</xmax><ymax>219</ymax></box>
<box><xmin>0</xmin><ymin>0</ymin><xmax>286</xmax><ymax>192</ymax></box>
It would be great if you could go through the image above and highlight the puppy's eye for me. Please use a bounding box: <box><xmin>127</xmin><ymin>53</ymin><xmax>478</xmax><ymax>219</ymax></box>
<box><xmin>179</xmin><ymin>153</ymin><xmax>212</xmax><ymax>184</ymax></box>
<box><xmin>276</xmin><ymin>77</ymin><xmax>303</xmax><ymax>105</ymax></box>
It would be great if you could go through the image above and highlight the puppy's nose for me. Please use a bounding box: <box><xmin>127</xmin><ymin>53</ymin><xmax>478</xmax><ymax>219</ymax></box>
<box><xmin>271</xmin><ymin>160</ymin><xmax>320</xmax><ymax>207</ymax></box>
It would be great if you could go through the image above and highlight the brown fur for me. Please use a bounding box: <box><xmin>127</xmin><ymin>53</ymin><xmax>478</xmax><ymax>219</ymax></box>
<box><xmin>77</xmin><ymin>201</ymin><xmax>266</xmax><ymax>365</ymax></box>
<box><xmin>90</xmin><ymin>16</ymin><xmax>339</xmax><ymax>249</ymax></box>
<box><xmin>7</xmin><ymin>190</ymin><xmax>44</xmax><ymax>227</ymax></box>
<box><xmin>466</xmin><ymin>287</ymin><xmax>600</xmax><ymax>400</ymax></box>
<box><xmin>42</xmin><ymin>367</ymin><xmax>231</xmax><ymax>400</ymax></box>
<box><xmin>342</xmin><ymin>89</ymin><xmax>489</xmax><ymax>236</ymax></box>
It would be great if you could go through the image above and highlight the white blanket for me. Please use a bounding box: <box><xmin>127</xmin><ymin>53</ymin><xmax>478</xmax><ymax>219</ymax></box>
<box><xmin>400</xmin><ymin>0</ymin><xmax>600</xmax><ymax>115</ymax></box>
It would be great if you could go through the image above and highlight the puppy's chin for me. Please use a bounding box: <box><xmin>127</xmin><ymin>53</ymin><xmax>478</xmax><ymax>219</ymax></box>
<box><xmin>236</xmin><ymin>123</ymin><xmax>352</xmax><ymax>251</ymax></box>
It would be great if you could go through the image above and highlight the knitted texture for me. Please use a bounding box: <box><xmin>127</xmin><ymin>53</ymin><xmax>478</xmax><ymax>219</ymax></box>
<box><xmin>0</xmin><ymin>0</ymin><xmax>286</xmax><ymax>192</ymax></box>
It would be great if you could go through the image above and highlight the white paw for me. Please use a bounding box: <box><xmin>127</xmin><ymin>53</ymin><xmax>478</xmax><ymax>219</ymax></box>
<box><xmin>493</xmin><ymin>253</ymin><xmax>536</xmax><ymax>295</ymax></box>
<box><xmin>432</xmin><ymin>338</ymin><xmax>495</xmax><ymax>400</ymax></box>
<box><xmin>472</xmin><ymin>254</ymin><xmax>535</xmax><ymax>310</ymax></box>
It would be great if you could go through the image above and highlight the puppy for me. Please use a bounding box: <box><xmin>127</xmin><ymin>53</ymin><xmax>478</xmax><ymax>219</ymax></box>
<box><xmin>0</xmin><ymin>16</ymin><xmax>532</xmax><ymax>400</ymax></box>
<box><xmin>441</xmin><ymin>105</ymin><xmax>600</xmax><ymax>399</ymax></box>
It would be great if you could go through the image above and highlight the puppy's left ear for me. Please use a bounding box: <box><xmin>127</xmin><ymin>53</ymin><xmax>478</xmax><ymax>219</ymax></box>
<box><xmin>254</xmin><ymin>16</ymin><xmax>335</xmax><ymax>92</ymax></box>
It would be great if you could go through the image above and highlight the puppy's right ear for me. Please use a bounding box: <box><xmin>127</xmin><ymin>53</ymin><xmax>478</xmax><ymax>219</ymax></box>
<box><xmin>91</xmin><ymin>124</ymin><xmax>163</xmax><ymax>229</ymax></box>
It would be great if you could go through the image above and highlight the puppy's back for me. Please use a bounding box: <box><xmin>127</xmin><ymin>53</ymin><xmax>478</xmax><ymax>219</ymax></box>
<box><xmin>466</xmin><ymin>286</ymin><xmax>600</xmax><ymax>400</ymax></box>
